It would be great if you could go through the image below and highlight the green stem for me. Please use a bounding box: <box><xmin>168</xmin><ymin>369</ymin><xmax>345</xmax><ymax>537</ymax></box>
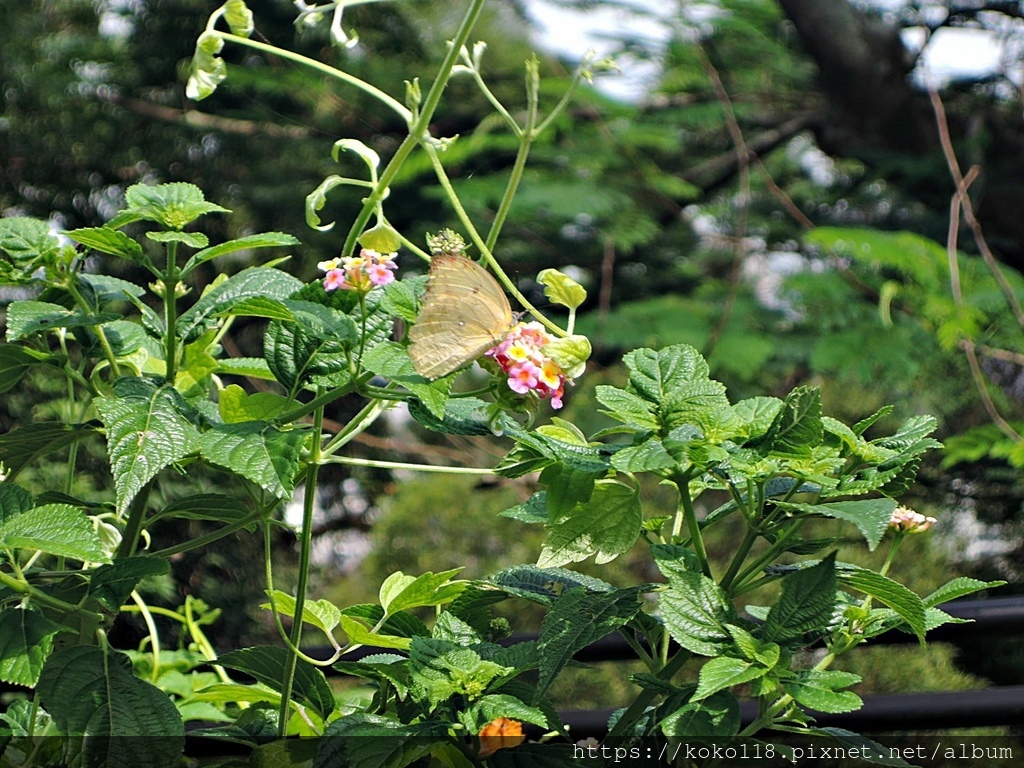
<box><xmin>0</xmin><ymin>569</ymin><xmax>102</xmax><ymax>621</ymax></box>
<box><xmin>730</xmin><ymin>519</ymin><xmax>807</xmax><ymax>595</ymax></box>
<box><xmin>603</xmin><ymin>649</ymin><xmax>690</xmax><ymax>747</ymax></box>
<box><xmin>323</xmin><ymin>455</ymin><xmax>497</xmax><ymax>474</ymax></box>
<box><xmin>273</xmin><ymin>377</ymin><xmax>368</xmax><ymax>426</ymax></box>
<box><xmin>278</xmin><ymin>402</ymin><xmax>325</xmax><ymax>738</ymax></box>
<box><xmin>675</xmin><ymin>473</ymin><xmax>712</xmax><ymax>578</ymax></box>
<box><xmin>148</xmin><ymin>509</ymin><xmax>268</xmax><ymax>558</ymax></box>
<box><xmin>217</xmin><ymin>33</ymin><xmax>410</xmax><ymax>120</ymax></box>
<box><xmin>163</xmin><ymin>241</ymin><xmax>179</xmax><ymax>384</ymax></box>
<box><xmin>66</xmin><ymin>282</ymin><xmax>121</xmax><ymax>376</ymax></box>
<box><xmin>719</xmin><ymin>524</ymin><xmax>760</xmax><ymax>594</ymax></box>
<box><xmin>320</xmin><ymin>397</ymin><xmax>390</xmax><ymax>457</ymax></box>
<box><xmin>116</xmin><ymin>480</ymin><xmax>153</xmax><ymax>558</ymax></box>
<box><xmin>131</xmin><ymin>590</ymin><xmax>161</xmax><ymax>683</ymax></box>
<box><xmin>340</xmin><ymin>0</ymin><xmax>489</xmax><ymax>260</ymax></box>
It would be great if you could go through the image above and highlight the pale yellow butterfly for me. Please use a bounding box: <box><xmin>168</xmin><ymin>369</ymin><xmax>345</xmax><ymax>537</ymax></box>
<box><xmin>409</xmin><ymin>255</ymin><xmax>515</xmax><ymax>380</ymax></box>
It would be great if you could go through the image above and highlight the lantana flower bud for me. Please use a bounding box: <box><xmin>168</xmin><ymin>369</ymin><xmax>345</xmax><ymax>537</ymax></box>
<box><xmin>487</xmin><ymin>321</ymin><xmax>571</xmax><ymax>408</ymax></box>
<box><xmin>319</xmin><ymin>248</ymin><xmax>397</xmax><ymax>293</ymax></box>
<box><xmin>888</xmin><ymin>505</ymin><xmax>937</xmax><ymax>534</ymax></box>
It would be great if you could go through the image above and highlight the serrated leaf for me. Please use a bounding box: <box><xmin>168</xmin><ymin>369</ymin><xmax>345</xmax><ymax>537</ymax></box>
<box><xmin>0</xmin><ymin>345</ymin><xmax>48</xmax><ymax>394</ymax></box>
<box><xmin>0</xmin><ymin>503</ymin><xmax>108</xmax><ymax>562</ymax></box>
<box><xmin>37</xmin><ymin>645</ymin><xmax>185</xmax><ymax>768</ymax></box>
<box><xmin>217</xmin><ymin>646</ymin><xmax>336</xmax><ymax>720</ymax></box>
<box><xmin>150</xmin><ymin>493</ymin><xmax>251</xmax><ymax>525</ymax></box>
<box><xmin>775</xmin><ymin>498</ymin><xmax>896</xmax><ymax>551</ymax></box>
<box><xmin>381</xmin><ymin>277</ymin><xmax>424</xmax><ymax>323</ymax></box>
<box><xmin>658</xmin><ymin>567</ymin><xmax>735</xmax><ymax>657</ymax></box>
<box><xmin>785</xmin><ymin>670</ymin><xmax>862</xmax><ymax>713</ymax></box>
<box><xmin>0</xmin><ymin>483</ymin><xmax>34</xmax><ymax>526</ymax></box>
<box><xmin>177</xmin><ymin>267</ymin><xmax>304</xmax><ymax>343</ymax></box>
<box><xmin>924</xmin><ymin>577</ymin><xmax>1004</xmax><ymax>607</ymax></box>
<box><xmin>5</xmin><ymin>300</ymin><xmax>120</xmax><ymax>341</ymax></box>
<box><xmin>610</xmin><ymin>437</ymin><xmax>675</xmax><ymax>472</ymax></box>
<box><xmin>0</xmin><ymin>421</ymin><xmax>98</xmax><ymax>476</ymax></box>
<box><xmin>538</xmin><ymin>480</ymin><xmax>642</xmax><ymax>567</ymax></box>
<box><xmin>198</xmin><ymin>422</ymin><xmax>306</xmax><ymax>499</ymax></box>
<box><xmin>838</xmin><ymin>568</ymin><xmax>926</xmax><ymax>639</ymax></box>
<box><xmin>218</xmin><ymin>384</ymin><xmax>297</xmax><ymax>424</ymax></box>
<box><xmin>536</xmin><ymin>587</ymin><xmax>643</xmax><ymax>696</ymax></box>
<box><xmin>661</xmin><ymin>691</ymin><xmax>741</xmax><ymax>740</ymax></box>
<box><xmin>214</xmin><ymin>356</ymin><xmax>276</xmax><ymax>380</ymax></box>
<box><xmin>409</xmin><ymin>396</ymin><xmax>517</xmax><ymax>436</ymax></box>
<box><xmin>66</xmin><ymin>227</ymin><xmax>145</xmax><ymax>262</ymax></box>
<box><xmin>499</xmin><ymin>492</ymin><xmax>548</xmax><ymax>524</ymax></box>
<box><xmin>594</xmin><ymin>385</ymin><xmax>659</xmax><ymax>430</ymax></box>
<box><xmin>146</xmin><ymin>230</ymin><xmax>205</xmax><ymax>247</ymax></box>
<box><xmin>763</xmin><ymin>553</ymin><xmax>837</xmax><ymax>644</ymax></box>
<box><xmin>693</xmin><ymin>656</ymin><xmax>767</xmax><ymax>701</ymax></box>
<box><xmin>361</xmin><ymin>341</ymin><xmax>451</xmax><ymax>420</ymax></box>
<box><xmin>332</xmin><ymin>654</ymin><xmax>410</xmax><ymax>697</ymax></box>
<box><xmin>0</xmin><ymin>217</ymin><xmax>60</xmax><ymax>265</ymax></box>
<box><xmin>89</xmin><ymin>556</ymin><xmax>170</xmax><ymax>612</ymax></box>
<box><xmin>124</xmin><ymin>182</ymin><xmax>229</xmax><ymax>229</ymax></box>
<box><xmin>94</xmin><ymin>378</ymin><xmax>201</xmax><ymax>514</ymax></box>
<box><xmin>466</xmin><ymin>694</ymin><xmax>549</xmax><ymax>730</ymax></box>
<box><xmin>623</xmin><ymin>344</ymin><xmax>709</xmax><ymax>403</ymax></box>
<box><xmin>0</xmin><ymin>609</ymin><xmax>64</xmax><ymax>686</ymax></box>
<box><xmin>315</xmin><ymin>715</ymin><xmax>447</xmax><ymax>768</ymax></box>
<box><xmin>486</xmin><ymin>565</ymin><xmax>614</xmax><ymax>607</ymax></box>
<box><xmin>762</xmin><ymin>385</ymin><xmax>822</xmax><ymax>457</ymax></box>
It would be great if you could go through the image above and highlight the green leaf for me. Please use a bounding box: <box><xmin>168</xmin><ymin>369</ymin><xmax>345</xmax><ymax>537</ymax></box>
<box><xmin>924</xmin><ymin>577</ymin><xmax>1004</xmax><ymax>607</ymax></box>
<box><xmin>537</xmin><ymin>269</ymin><xmax>587</xmax><ymax>309</ymax></box>
<box><xmin>732</xmin><ymin>397</ymin><xmax>783</xmax><ymax>440</ymax></box>
<box><xmin>217</xmin><ymin>646</ymin><xmax>336</xmax><ymax>720</ymax></box>
<box><xmin>37</xmin><ymin>645</ymin><xmax>185</xmax><ymax>768</ymax></box>
<box><xmin>198</xmin><ymin>422</ymin><xmax>306</xmax><ymax>499</ymax></box>
<box><xmin>89</xmin><ymin>557</ymin><xmax>170</xmax><ymax>612</ymax></box>
<box><xmin>693</xmin><ymin>656</ymin><xmax>767</xmax><ymax>701</ymax></box>
<box><xmin>464</xmin><ymin>694</ymin><xmax>549</xmax><ymax>730</ymax></box>
<box><xmin>261</xmin><ymin>589</ymin><xmax>341</xmax><ymax>636</ymax></box>
<box><xmin>0</xmin><ymin>346</ymin><xmax>49</xmax><ymax>394</ymax></box>
<box><xmin>536</xmin><ymin>587</ymin><xmax>643</xmax><ymax>696</ymax></box>
<box><xmin>0</xmin><ymin>483</ymin><xmax>34</xmax><ymax>526</ymax></box>
<box><xmin>0</xmin><ymin>217</ymin><xmax>60</xmax><ymax>266</ymax></box>
<box><xmin>785</xmin><ymin>670</ymin><xmax>862</xmax><ymax>713</ymax></box>
<box><xmin>378</xmin><ymin>568</ymin><xmax>466</xmax><ymax>614</ymax></box>
<box><xmin>213</xmin><ymin>356</ymin><xmax>276</xmax><ymax>380</ymax></box>
<box><xmin>361</xmin><ymin>341</ymin><xmax>451</xmax><ymax>420</ymax></box>
<box><xmin>94</xmin><ymin>378</ymin><xmax>201</xmax><ymax>514</ymax></box>
<box><xmin>487</xmin><ymin>565</ymin><xmax>614</xmax><ymax>607</ymax></box>
<box><xmin>218</xmin><ymin>385</ymin><xmax>297</xmax><ymax>423</ymax></box>
<box><xmin>595</xmin><ymin>385</ymin><xmax>659</xmax><ymax>430</ymax></box>
<box><xmin>410</xmin><ymin>396</ymin><xmax>515</xmax><ymax>437</ymax></box>
<box><xmin>0</xmin><ymin>422</ymin><xmax>98</xmax><ymax>476</ymax></box>
<box><xmin>610</xmin><ymin>437</ymin><xmax>675</xmax><ymax>473</ymax></box>
<box><xmin>66</xmin><ymin>227</ymin><xmax>146</xmax><ymax>262</ymax></box>
<box><xmin>146</xmin><ymin>230</ymin><xmax>209</xmax><ymax>248</ymax></box>
<box><xmin>661</xmin><ymin>691</ymin><xmax>740</xmax><ymax>740</ymax></box>
<box><xmin>774</xmin><ymin>498</ymin><xmax>896</xmax><ymax>551</ymax></box>
<box><xmin>315</xmin><ymin>715</ymin><xmax>447</xmax><ymax>768</ymax></box>
<box><xmin>623</xmin><ymin>344</ymin><xmax>709</xmax><ymax>403</ymax></box>
<box><xmin>658</xmin><ymin>564</ymin><xmax>735</xmax><ymax>657</ymax></box>
<box><xmin>332</xmin><ymin>654</ymin><xmax>410</xmax><ymax>698</ymax></box>
<box><xmin>499</xmin><ymin>492</ymin><xmax>549</xmax><ymax>524</ymax></box>
<box><xmin>381</xmin><ymin>277</ymin><xmax>424</xmax><ymax>323</ymax></box>
<box><xmin>150</xmin><ymin>493</ymin><xmax>251</xmax><ymax>525</ymax></box>
<box><xmin>761</xmin><ymin>385</ymin><xmax>822</xmax><ymax>457</ymax></box>
<box><xmin>762</xmin><ymin>553</ymin><xmax>836</xmax><ymax>644</ymax></box>
<box><xmin>5</xmin><ymin>301</ymin><xmax>120</xmax><ymax>341</ymax></box>
<box><xmin>0</xmin><ymin>609</ymin><xmax>64</xmax><ymax>686</ymax></box>
<box><xmin>409</xmin><ymin>638</ymin><xmax>509</xmax><ymax>706</ymax></box>
<box><xmin>838</xmin><ymin>567</ymin><xmax>926</xmax><ymax>639</ymax></box>
<box><xmin>538</xmin><ymin>480</ymin><xmax>643</xmax><ymax>567</ymax></box>
<box><xmin>0</xmin><ymin>503</ymin><xmax>109</xmax><ymax>562</ymax></box>
<box><xmin>339</xmin><ymin>615</ymin><xmax>412</xmax><ymax>651</ymax></box>
<box><xmin>123</xmin><ymin>182</ymin><xmax>229</xmax><ymax>230</ymax></box>
<box><xmin>176</xmin><ymin>267</ymin><xmax>304</xmax><ymax>342</ymax></box>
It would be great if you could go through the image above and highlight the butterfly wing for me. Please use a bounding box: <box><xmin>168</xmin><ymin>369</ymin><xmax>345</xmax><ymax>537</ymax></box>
<box><xmin>409</xmin><ymin>255</ymin><xmax>514</xmax><ymax>379</ymax></box>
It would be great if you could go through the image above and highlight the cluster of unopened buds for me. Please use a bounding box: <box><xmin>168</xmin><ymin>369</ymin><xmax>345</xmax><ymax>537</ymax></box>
<box><xmin>888</xmin><ymin>505</ymin><xmax>937</xmax><ymax>534</ymax></box>
<box><xmin>319</xmin><ymin>248</ymin><xmax>397</xmax><ymax>293</ymax></box>
<box><xmin>486</xmin><ymin>322</ymin><xmax>569</xmax><ymax>409</ymax></box>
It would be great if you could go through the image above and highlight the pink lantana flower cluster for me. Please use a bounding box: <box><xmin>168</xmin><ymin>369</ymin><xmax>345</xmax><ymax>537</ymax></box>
<box><xmin>319</xmin><ymin>249</ymin><xmax>397</xmax><ymax>293</ymax></box>
<box><xmin>888</xmin><ymin>505</ymin><xmax>937</xmax><ymax>534</ymax></box>
<box><xmin>486</xmin><ymin>321</ymin><xmax>568</xmax><ymax>409</ymax></box>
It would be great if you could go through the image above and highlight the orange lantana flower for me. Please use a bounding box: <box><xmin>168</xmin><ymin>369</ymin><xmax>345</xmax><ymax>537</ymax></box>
<box><xmin>478</xmin><ymin>717</ymin><xmax>525</xmax><ymax>757</ymax></box>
